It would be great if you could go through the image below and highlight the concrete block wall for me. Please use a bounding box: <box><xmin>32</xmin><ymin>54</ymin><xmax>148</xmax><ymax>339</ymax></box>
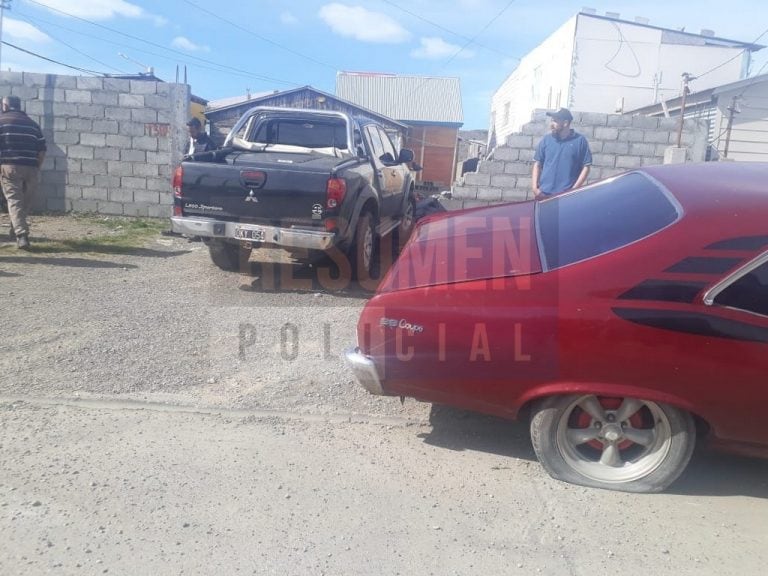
<box><xmin>0</xmin><ymin>72</ymin><xmax>190</xmax><ymax>217</ymax></box>
<box><xmin>452</xmin><ymin>110</ymin><xmax>710</xmax><ymax>208</ymax></box>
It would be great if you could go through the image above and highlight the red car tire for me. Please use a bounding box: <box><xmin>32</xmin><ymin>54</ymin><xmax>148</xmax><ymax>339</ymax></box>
<box><xmin>530</xmin><ymin>394</ymin><xmax>696</xmax><ymax>493</ymax></box>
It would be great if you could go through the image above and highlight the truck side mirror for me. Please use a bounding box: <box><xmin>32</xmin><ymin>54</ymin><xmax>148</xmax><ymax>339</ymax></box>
<box><xmin>398</xmin><ymin>148</ymin><xmax>414</xmax><ymax>164</ymax></box>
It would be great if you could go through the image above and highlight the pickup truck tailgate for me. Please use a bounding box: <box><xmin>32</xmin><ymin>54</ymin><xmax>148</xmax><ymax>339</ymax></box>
<box><xmin>181</xmin><ymin>151</ymin><xmax>341</xmax><ymax>224</ymax></box>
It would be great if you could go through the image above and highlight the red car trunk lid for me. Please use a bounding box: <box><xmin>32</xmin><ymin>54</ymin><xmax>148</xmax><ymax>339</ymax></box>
<box><xmin>380</xmin><ymin>201</ymin><xmax>542</xmax><ymax>292</ymax></box>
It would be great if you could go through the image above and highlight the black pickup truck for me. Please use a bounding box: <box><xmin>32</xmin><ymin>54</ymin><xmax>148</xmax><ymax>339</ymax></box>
<box><xmin>170</xmin><ymin>107</ymin><xmax>416</xmax><ymax>280</ymax></box>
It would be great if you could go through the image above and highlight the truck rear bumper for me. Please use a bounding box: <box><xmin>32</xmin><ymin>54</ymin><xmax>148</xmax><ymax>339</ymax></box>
<box><xmin>170</xmin><ymin>216</ymin><xmax>336</xmax><ymax>251</ymax></box>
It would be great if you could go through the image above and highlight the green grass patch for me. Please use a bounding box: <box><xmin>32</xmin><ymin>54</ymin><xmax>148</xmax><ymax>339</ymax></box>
<box><xmin>0</xmin><ymin>214</ymin><xmax>169</xmax><ymax>255</ymax></box>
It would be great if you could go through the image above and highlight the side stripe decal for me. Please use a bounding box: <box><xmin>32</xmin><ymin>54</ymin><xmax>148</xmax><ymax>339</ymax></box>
<box><xmin>618</xmin><ymin>280</ymin><xmax>706</xmax><ymax>303</ymax></box>
<box><xmin>705</xmin><ymin>236</ymin><xmax>768</xmax><ymax>251</ymax></box>
<box><xmin>664</xmin><ymin>257</ymin><xmax>742</xmax><ymax>275</ymax></box>
<box><xmin>612</xmin><ymin>307</ymin><xmax>768</xmax><ymax>344</ymax></box>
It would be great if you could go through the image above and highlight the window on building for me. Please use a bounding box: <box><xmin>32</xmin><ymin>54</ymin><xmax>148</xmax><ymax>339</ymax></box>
<box><xmin>503</xmin><ymin>102</ymin><xmax>510</xmax><ymax>125</ymax></box>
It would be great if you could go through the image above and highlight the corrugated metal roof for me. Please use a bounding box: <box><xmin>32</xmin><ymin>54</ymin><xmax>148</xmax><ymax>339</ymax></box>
<box><xmin>335</xmin><ymin>73</ymin><xmax>463</xmax><ymax>124</ymax></box>
<box><xmin>204</xmin><ymin>85</ymin><xmax>410</xmax><ymax>130</ymax></box>
<box><xmin>206</xmin><ymin>91</ymin><xmax>274</xmax><ymax>112</ymax></box>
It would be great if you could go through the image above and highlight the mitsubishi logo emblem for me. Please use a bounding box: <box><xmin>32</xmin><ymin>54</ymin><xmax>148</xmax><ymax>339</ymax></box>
<box><xmin>244</xmin><ymin>189</ymin><xmax>258</xmax><ymax>203</ymax></box>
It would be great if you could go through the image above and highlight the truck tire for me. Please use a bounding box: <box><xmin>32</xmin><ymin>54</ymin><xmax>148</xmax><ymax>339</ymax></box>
<box><xmin>394</xmin><ymin>193</ymin><xmax>415</xmax><ymax>253</ymax></box>
<box><xmin>350</xmin><ymin>210</ymin><xmax>377</xmax><ymax>282</ymax></box>
<box><xmin>208</xmin><ymin>241</ymin><xmax>251</xmax><ymax>272</ymax></box>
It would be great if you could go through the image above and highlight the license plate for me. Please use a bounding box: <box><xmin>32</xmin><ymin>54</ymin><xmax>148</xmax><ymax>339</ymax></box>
<box><xmin>234</xmin><ymin>226</ymin><xmax>265</xmax><ymax>242</ymax></box>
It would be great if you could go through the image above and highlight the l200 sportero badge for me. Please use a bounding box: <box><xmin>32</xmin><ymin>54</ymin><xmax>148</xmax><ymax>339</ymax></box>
<box><xmin>185</xmin><ymin>202</ymin><xmax>223</xmax><ymax>212</ymax></box>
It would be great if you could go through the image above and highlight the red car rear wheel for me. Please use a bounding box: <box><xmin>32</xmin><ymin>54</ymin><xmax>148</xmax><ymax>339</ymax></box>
<box><xmin>530</xmin><ymin>394</ymin><xmax>695</xmax><ymax>493</ymax></box>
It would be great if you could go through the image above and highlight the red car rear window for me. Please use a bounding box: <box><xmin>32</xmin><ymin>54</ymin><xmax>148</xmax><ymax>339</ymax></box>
<box><xmin>537</xmin><ymin>172</ymin><xmax>681</xmax><ymax>270</ymax></box>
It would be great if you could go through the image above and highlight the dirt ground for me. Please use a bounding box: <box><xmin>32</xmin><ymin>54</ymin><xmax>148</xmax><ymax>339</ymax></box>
<box><xmin>1</xmin><ymin>213</ymin><xmax>767</xmax><ymax>576</ymax></box>
<box><xmin>1</xmin><ymin>213</ymin><xmax>116</xmax><ymax>241</ymax></box>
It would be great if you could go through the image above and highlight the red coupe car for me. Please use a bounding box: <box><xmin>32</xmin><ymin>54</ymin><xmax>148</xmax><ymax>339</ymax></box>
<box><xmin>345</xmin><ymin>161</ymin><xmax>768</xmax><ymax>493</ymax></box>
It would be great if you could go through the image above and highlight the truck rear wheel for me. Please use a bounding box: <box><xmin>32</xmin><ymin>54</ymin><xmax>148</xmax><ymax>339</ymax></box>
<box><xmin>350</xmin><ymin>211</ymin><xmax>377</xmax><ymax>282</ymax></box>
<box><xmin>208</xmin><ymin>241</ymin><xmax>251</xmax><ymax>272</ymax></box>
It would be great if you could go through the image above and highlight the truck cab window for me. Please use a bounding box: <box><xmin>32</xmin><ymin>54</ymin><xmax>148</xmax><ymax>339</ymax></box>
<box><xmin>252</xmin><ymin>120</ymin><xmax>348</xmax><ymax>149</ymax></box>
<box><xmin>353</xmin><ymin>130</ymin><xmax>365</xmax><ymax>157</ymax></box>
<box><xmin>365</xmin><ymin>126</ymin><xmax>385</xmax><ymax>162</ymax></box>
<box><xmin>377</xmin><ymin>127</ymin><xmax>398</xmax><ymax>165</ymax></box>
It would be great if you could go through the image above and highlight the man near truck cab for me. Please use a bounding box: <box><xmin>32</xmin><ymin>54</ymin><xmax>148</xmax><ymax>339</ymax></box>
<box><xmin>185</xmin><ymin>117</ymin><xmax>217</xmax><ymax>158</ymax></box>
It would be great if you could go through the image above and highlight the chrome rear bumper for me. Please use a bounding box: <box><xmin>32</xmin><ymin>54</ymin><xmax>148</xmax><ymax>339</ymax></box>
<box><xmin>344</xmin><ymin>347</ymin><xmax>384</xmax><ymax>396</ymax></box>
<box><xmin>170</xmin><ymin>216</ymin><xmax>335</xmax><ymax>251</ymax></box>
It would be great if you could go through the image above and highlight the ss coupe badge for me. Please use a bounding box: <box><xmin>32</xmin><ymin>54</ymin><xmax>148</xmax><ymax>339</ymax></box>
<box><xmin>380</xmin><ymin>317</ymin><xmax>424</xmax><ymax>334</ymax></box>
<box><xmin>244</xmin><ymin>190</ymin><xmax>258</xmax><ymax>203</ymax></box>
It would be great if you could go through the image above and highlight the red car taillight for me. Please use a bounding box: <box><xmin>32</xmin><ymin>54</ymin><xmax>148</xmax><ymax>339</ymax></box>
<box><xmin>326</xmin><ymin>178</ymin><xmax>346</xmax><ymax>209</ymax></box>
<box><xmin>173</xmin><ymin>165</ymin><xmax>183</xmax><ymax>198</ymax></box>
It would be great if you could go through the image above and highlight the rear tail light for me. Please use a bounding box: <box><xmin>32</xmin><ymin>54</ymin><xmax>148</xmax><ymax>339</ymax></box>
<box><xmin>173</xmin><ymin>205</ymin><xmax>182</xmax><ymax>217</ymax></box>
<box><xmin>326</xmin><ymin>178</ymin><xmax>346</xmax><ymax>209</ymax></box>
<box><xmin>240</xmin><ymin>170</ymin><xmax>266</xmax><ymax>188</ymax></box>
<box><xmin>172</xmin><ymin>165</ymin><xmax>183</xmax><ymax>198</ymax></box>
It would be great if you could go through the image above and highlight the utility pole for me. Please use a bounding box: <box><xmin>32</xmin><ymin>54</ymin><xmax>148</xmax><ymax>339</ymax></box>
<box><xmin>676</xmin><ymin>72</ymin><xmax>695</xmax><ymax>148</ymax></box>
<box><xmin>0</xmin><ymin>0</ymin><xmax>12</xmax><ymax>73</ymax></box>
<box><xmin>723</xmin><ymin>95</ymin><xmax>741</xmax><ymax>159</ymax></box>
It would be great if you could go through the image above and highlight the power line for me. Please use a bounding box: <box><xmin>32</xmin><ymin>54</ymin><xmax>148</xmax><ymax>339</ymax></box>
<box><xmin>380</xmin><ymin>0</ymin><xmax>520</xmax><ymax>61</ymax></box>
<box><xmin>405</xmin><ymin>0</ymin><xmax>518</xmax><ymax>99</ymax></box>
<box><xmin>22</xmin><ymin>0</ymin><xmax>302</xmax><ymax>87</ymax></box>
<box><xmin>670</xmin><ymin>25</ymin><xmax>768</xmax><ymax>155</ymax></box>
<box><xmin>1</xmin><ymin>39</ymin><xmax>107</xmax><ymax>75</ymax></box>
<box><xmin>179</xmin><ymin>0</ymin><xmax>339</xmax><ymax>71</ymax></box>
<box><xmin>441</xmin><ymin>0</ymin><xmax>518</xmax><ymax>66</ymax></box>
<box><xmin>696</xmin><ymin>25</ymin><xmax>768</xmax><ymax>80</ymax></box>
<box><xmin>15</xmin><ymin>12</ymin><xmax>127</xmax><ymax>74</ymax></box>
<box><xmin>604</xmin><ymin>22</ymin><xmax>642</xmax><ymax>78</ymax></box>
<box><xmin>0</xmin><ymin>0</ymin><xmax>11</xmax><ymax>70</ymax></box>
<box><xmin>709</xmin><ymin>58</ymin><xmax>768</xmax><ymax>152</ymax></box>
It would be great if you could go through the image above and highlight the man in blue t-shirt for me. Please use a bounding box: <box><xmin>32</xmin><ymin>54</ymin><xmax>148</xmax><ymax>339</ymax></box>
<box><xmin>532</xmin><ymin>108</ymin><xmax>592</xmax><ymax>199</ymax></box>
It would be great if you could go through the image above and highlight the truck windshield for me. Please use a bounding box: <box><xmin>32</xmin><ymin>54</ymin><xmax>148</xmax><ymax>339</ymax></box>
<box><xmin>251</xmin><ymin>119</ymin><xmax>348</xmax><ymax>150</ymax></box>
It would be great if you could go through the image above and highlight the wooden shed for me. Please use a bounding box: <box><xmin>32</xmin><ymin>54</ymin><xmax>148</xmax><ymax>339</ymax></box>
<box><xmin>336</xmin><ymin>72</ymin><xmax>464</xmax><ymax>190</ymax></box>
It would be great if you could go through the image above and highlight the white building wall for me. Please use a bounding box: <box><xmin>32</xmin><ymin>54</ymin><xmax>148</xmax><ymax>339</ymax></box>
<box><xmin>571</xmin><ymin>18</ymin><xmax>747</xmax><ymax>113</ymax></box>
<box><xmin>655</xmin><ymin>44</ymin><xmax>745</xmax><ymax>102</ymax></box>
<box><xmin>490</xmin><ymin>16</ymin><xmax>576</xmax><ymax>146</ymax></box>
<box><xmin>491</xmin><ymin>12</ymin><xmax>752</xmax><ymax>145</ymax></box>
<box><xmin>571</xmin><ymin>16</ymin><xmax>663</xmax><ymax>113</ymax></box>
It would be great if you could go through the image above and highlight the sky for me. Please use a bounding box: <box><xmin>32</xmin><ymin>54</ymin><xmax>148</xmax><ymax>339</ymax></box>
<box><xmin>2</xmin><ymin>0</ymin><xmax>767</xmax><ymax>129</ymax></box>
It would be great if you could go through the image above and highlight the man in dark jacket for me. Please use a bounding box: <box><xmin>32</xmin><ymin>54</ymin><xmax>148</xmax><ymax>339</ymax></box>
<box><xmin>0</xmin><ymin>95</ymin><xmax>46</xmax><ymax>249</ymax></box>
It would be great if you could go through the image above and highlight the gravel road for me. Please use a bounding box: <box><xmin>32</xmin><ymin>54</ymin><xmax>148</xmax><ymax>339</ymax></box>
<box><xmin>1</xmin><ymin>215</ymin><xmax>767</xmax><ymax>576</ymax></box>
<box><xmin>0</xmin><ymin>215</ymin><xmax>419</xmax><ymax>419</ymax></box>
